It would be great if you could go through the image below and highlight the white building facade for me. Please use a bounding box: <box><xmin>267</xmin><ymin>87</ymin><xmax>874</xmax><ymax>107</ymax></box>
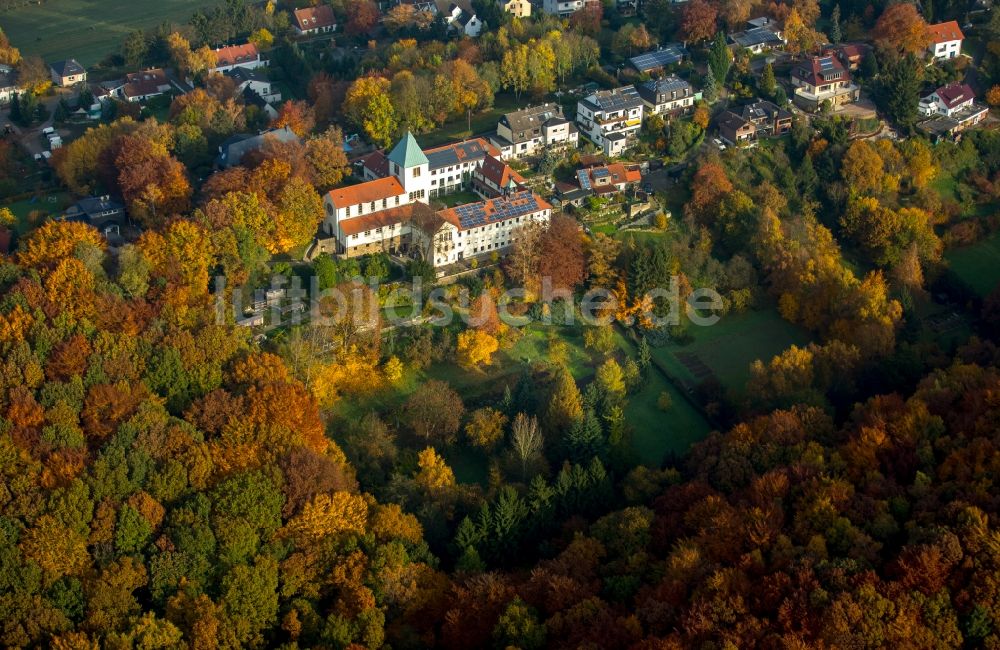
<box><xmin>576</xmin><ymin>86</ymin><xmax>644</xmax><ymax>156</ymax></box>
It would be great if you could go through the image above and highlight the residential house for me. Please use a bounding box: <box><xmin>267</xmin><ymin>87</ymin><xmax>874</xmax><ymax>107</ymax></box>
<box><xmin>826</xmin><ymin>43</ymin><xmax>868</xmax><ymax>71</ymax></box>
<box><xmin>576</xmin><ymin>163</ymin><xmax>641</xmax><ymax>194</ymax></box>
<box><xmin>746</xmin><ymin>16</ymin><xmax>782</xmax><ymax>34</ymax></box>
<box><xmin>729</xmin><ymin>26</ymin><xmax>784</xmax><ymax>53</ymax></box>
<box><xmin>502</xmin><ymin>0</ymin><xmax>532</xmax><ymax>16</ymax></box>
<box><xmin>0</xmin><ymin>70</ymin><xmax>17</xmax><ymax>105</ymax></box>
<box><xmin>209</xmin><ymin>43</ymin><xmax>266</xmax><ymax>74</ymax></box>
<box><xmin>636</xmin><ymin>76</ymin><xmax>696</xmax><ymax>117</ymax></box>
<box><xmin>454</xmin><ymin>12</ymin><xmax>484</xmax><ymax>37</ymax></box>
<box><xmin>717</xmin><ymin>99</ymin><xmax>792</xmax><ymax>146</ymax></box>
<box><xmin>120</xmin><ymin>68</ymin><xmax>172</xmax><ymax>102</ymax></box>
<box><xmin>292</xmin><ymin>5</ymin><xmax>337</xmax><ymax>35</ymax></box>
<box><xmin>361</xmin><ymin>136</ymin><xmax>501</xmax><ymax>197</ymax></box>
<box><xmin>63</xmin><ymin>195</ymin><xmax>127</xmax><ymax>235</ymax></box>
<box><xmin>49</xmin><ymin>59</ymin><xmax>87</xmax><ymax>87</ymax></box>
<box><xmin>629</xmin><ymin>44</ymin><xmax>689</xmax><ymax>74</ymax></box>
<box><xmin>542</xmin><ymin>0</ymin><xmax>589</xmax><ymax>16</ymax></box>
<box><xmin>790</xmin><ymin>54</ymin><xmax>859</xmax><ymax>112</ymax></box>
<box><xmin>490</xmin><ymin>103</ymin><xmax>578</xmax><ymax>159</ymax></box>
<box><xmin>225</xmin><ymin>67</ymin><xmax>281</xmax><ymax>104</ymax></box>
<box><xmin>576</xmin><ymin>86</ymin><xmax>645</xmax><ymax>156</ymax></box>
<box><xmin>919</xmin><ymin>82</ymin><xmax>976</xmax><ymax>116</ymax></box>
<box><xmin>917</xmin><ymin>82</ymin><xmax>988</xmax><ymax>140</ymax></box>
<box><xmin>472</xmin><ymin>154</ymin><xmax>526</xmax><ymax>197</ymax></box>
<box><xmin>927</xmin><ymin>21</ymin><xmax>964</xmax><ymax>61</ymax></box>
<box><xmin>216</xmin><ymin>126</ymin><xmax>301</xmax><ymax>168</ymax></box>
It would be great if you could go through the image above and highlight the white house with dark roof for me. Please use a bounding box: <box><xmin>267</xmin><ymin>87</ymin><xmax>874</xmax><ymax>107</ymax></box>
<box><xmin>225</xmin><ymin>67</ymin><xmax>281</xmax><ymax>105</ymax></box>
<box><xmin>636</xmin><ymin>76</ymin><xmax>697</xmax><ymax>116</ymax></box>
<box><xmin>920</xmin><ymin>83</ymin><xmax>976</xmax><ymax>117</ymax></box>
<box><xmin>916</xmin><ymin>82</ymin><xmax>987</xmax><ymax>140</ymax></box>
<box><xmin>49</xmin><ymin>59</ymin><xmax>86</xmax><ymax>87</ymax></box>
<box><xmin>576</xmin><ymin>86</ymin><xmax>645</xmax><ymax>156</ymax></box>
<box><xmin>489</xmin><ymin>103</ymin><xmax>578</xmax><ymax>159</ymax></box>
<box><xmin>120</xmin><ymin>68</ymin><xmax>172</xmax><ymax>102</ymax></box>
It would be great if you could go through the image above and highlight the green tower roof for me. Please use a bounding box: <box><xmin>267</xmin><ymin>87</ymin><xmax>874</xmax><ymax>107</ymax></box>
<box><xmin>387</xmin><ymin>131</ymin><xmax>429</xmax><ymax>169</ymax></box>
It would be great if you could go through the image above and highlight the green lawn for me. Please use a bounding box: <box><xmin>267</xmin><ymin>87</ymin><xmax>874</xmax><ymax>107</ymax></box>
<box><xmin>649</xmin><ymin>308</ymin><xmax>813</xmax><ymax>397</ymax></box>
<box><xmin>946</xmin><ymin>229</ymin><xmax>1000</xmax><ymax>297</ymax></box>
<box><xmin>330</xmin><ymin>320</ymin><xmax>714</xmax><ymax>483</ymax></box>
<box><xmin>1</xmin><ymin>0</ymin><xmax>208</xmax><ymax>66</ymax></box>
<box><xmin>614</xmin><ymin>329</ymin><xmax>713</xmax><ymax>463</ymax></box>
<box><xmin>2</xmin><ymin>191</ymin><xmax>73</xmax><ymax>235</ymax></box>
<box><xmin>418</xmin><ymin>95</ymin><xmax>522</xmax><ymax>148</ymax></box>
<box><xmin>437</xmin><ymin>191</ymin><xmax>481</xmax><ymax>208</ymax></box>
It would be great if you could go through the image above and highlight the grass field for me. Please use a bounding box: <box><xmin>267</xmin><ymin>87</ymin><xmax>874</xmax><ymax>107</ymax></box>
<box><xmin>946</xmin><ymin>230</ymin><xmax>1000</xmax><ymax>297</ymax></box>
<box><xmin>1</xmin><ymin>0</ymin><xmax>206</xmax><ymax>66</ymax></box>
<box><xmin>418</xmin><ymin>95</ymin><xmax>521</xmax><ymax>148</ymax></box>
<box><xmin>1</xmin><ymin>191</ymin><xmax>73</xmax><ymax>234</ymax></box>
<box><xmin>649</xmin><ymin>308</ymin><xmax>813</xmax><ymax>397</ymax></box>
<box><xmin>330</xmin><ymin>320</ymin><xmax>714</xmax><ymax>483</ymax></box>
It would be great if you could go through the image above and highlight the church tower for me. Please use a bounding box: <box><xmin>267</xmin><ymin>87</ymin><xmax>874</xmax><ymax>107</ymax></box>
<box><xmin>387</xmin><ymin>131</ymin><xmax>430</xmax><ymax>204</ymax></box>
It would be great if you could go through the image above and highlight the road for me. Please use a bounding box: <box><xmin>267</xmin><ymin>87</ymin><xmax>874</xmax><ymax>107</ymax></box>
<box><xmin>5</xmin><ymin>90</ymin><xmax>72</xmax><ymax>158</ymax></box>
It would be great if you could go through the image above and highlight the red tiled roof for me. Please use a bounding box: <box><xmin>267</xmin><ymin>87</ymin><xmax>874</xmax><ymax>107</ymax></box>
<box><xmin>122</xmin><ymin>68</ymin><xmax>170</xmax><ymax>99</ymax></box>
<box><xmin>928</xmin><ymin>21</ymin><xmax>964</xmax><ymax>44</ymax></box>
<box><xmin>293</xmin><ymin>5</ymin><xmax>337</xmax><ymax>30</ymax></box>
<box><xmin>423</xmin><ymin>137</ymin><xmax>500</xmax><ymax>162</ymax></box>
<box><xmin>793</xmin><ymin>55</ymin><xmax>850</xmax><ymax>87</ymax></box>
<box><xmin>326</xmin><ymin>176</ymin><xmax>405</xmax><ymax>208</ymax></box>
<box><xmin>360</xmin><ymin>150</ymin><xmax>390</xmax><ymax>178</ymax></box>
<box><xmin>476</xmin><ymin>153</ymin><xmax>525</xmax><ymax>189</ymax></box>
<box><xmin>213</xmin><ymin>43</ymin><xmax>260</xmax><ymax>68</ymax></box>
<box><xmin>936</xmin><ymin>82</ymin><xmax>975</xmax><ymax>109</ymax></box>
<box><xmin>339</xmin><ymin>203</ymin><xmax>435</xmax><ymax>237</ymax></box>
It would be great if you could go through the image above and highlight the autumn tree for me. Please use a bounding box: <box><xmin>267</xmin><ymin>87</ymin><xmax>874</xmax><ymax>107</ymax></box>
<box><xmin>681</xmin><ymin>0</ymin><xmax>718</xmax><ymax>42</ymax></box>
<box><xmin>114</xmin><ymin>134</ymin><xmax>192</xmax><ymax>227</ymax></box>
<box><xmin>456</xmin><ymin>329</ymin><xmax>500</xmax><ymax>369</ymax></box>
<box><xmin>545</xmin><ymin>367</ymin><xmax>584</xmax><ymax>433</ymax></box>
<box><xmin>346</xmin><ymin>0</ymin><xmax>381</xmax><ymax>35</ymax></box>
<box><xmin>271</xmin><ymin>100</ymin><xmax>316</xmax><ymax>137</ymax></box>
<box><xmin>873</xmin><ymin>3</ymin><xmax>930</xmax><ymax>56</ymax></box>
<box><xmin>344</xmin><ymin>76</ymin><xmax>399</xmax><ymax>148</ymax></box>
<box><xmin>465</xmin><ymin>407</ymin><xmax>508</xmax><ymax>450</ymax></box>
<box><xmin>538</xmin><ymin>214</ymin><xmax>586</xmax><ymax>293</ymax></box>
<box><xmin>403</xmin><ymin>379</ymin><xmax>465</xmax><ymax>442</ymax></box>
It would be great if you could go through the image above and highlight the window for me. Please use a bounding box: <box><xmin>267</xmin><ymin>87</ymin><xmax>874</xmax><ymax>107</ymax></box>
<box><xmin>413</xmin><ymin>166</ymin><xmax>422</xmax><ymax>178</ymax></box>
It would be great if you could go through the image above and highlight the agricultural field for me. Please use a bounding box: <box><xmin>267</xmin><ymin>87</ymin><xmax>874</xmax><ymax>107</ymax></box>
<box><xmin>0</xmin><ymin>0</ymin><xmax>205</xmax><ymax>66</ymax></box>
<box><xmin>648</xmin><ymin>307</ymin><xmax>813</xmax><ymax>398</ymax></box>
<box><xmin>946</xmin><ymin>230</ymin><xmax>1000</xmax><ymax>298</ymax></box>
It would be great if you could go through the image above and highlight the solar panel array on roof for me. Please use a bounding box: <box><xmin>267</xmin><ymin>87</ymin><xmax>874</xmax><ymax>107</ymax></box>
<box><xmin>818</xmin><ymin>57</ymin><xmax>836</xmax><ymax>71</ymax></box>
<box><xmin>455</xmin><ymin>191</ymin><xmax>542</xmax><ymax>229</ymax></box>
<box><xmin>592</xmin><ymin>86</ymin><xmax>643</xmax><ymax>112</ymax></box>
<box><xmin>591</xmin><ymin>168</ymin><xmax>611</xmax><ymax>179</ymax></box>
<box><xmin>734</xmin><ymin>27</ymin><xmax>782</xmax><ymax>47</ymax></box>
<box><xmin>629</xmin><ymin>44</ymin><xmax>688</xmax><ymax>72</ymax></box>
<box><xmin>577</xmin><ymin>169</ymin><xmax>592</xmax><ymax>190</ymax></box>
